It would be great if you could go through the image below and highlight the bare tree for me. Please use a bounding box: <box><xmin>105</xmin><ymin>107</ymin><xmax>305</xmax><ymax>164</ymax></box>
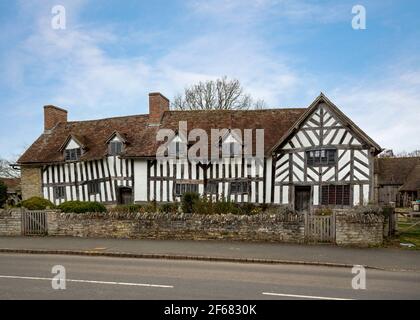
<box><xmin>172</xmin><ymin>77</ymin><xmax>266</xmax><ymax>110</ymax></box>
<box><xmin>379</xmin><ymin>149</ymin><xmax>420</xmax><ymax>158</ymax></box>
<box><xmin>0</xmin><ymin>158</ymin><xmax>20</xmax><ymax>178</ymax></box>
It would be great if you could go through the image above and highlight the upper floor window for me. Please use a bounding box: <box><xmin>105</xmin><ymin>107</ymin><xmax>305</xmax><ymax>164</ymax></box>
<box><xmin>307</xmin><ymin>149</ymin><xmax>336</xmax><ymax>166</ymax></box>
<box><xmin>65</xmin><ymin>148</ymin><xmax>81</xmax><ymax>161</ymax></box>
<box><xmin>109</xmin><ymin>141</ymin><xmax>123</xmax><ymax>156</ymax></box>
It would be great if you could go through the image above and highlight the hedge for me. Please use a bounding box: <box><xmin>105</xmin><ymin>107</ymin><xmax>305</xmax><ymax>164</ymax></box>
<box><xmin>21</xmin><ymin>197</ymin><xmax>55</xmax><ymax>210</ymax></box>
<box><xmin>58</xmin><ymin>201</ymin><xmax>106</xmax><ymax>213</ymax></box>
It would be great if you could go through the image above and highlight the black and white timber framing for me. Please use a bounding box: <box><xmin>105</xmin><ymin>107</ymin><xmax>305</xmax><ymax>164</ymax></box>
<box><xmin>40</xmin><ymin>95</ymin><xmax>381</xmax><ymax>208</ymax></box>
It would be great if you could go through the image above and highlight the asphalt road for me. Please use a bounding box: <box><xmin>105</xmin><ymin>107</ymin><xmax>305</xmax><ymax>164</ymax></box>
<box><xmin>0</xmin><ymin>253</ymin><xmax>419</xmax><ymax>300</ymax></box>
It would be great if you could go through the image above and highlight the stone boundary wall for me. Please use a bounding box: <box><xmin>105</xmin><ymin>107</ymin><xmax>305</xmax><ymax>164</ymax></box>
<box><xmin>0</xmin><ymin>209</ymin><xmax>388</xmax><ymax>246</ymax></box>
<box><xmin>335</xmin><ymin>212</ymin><xmax>384</xmax><ymax>247</ymax></box>
<box><xmin>47</xmin><ymin>212</ymin><xmax>306</xmax><ymax>243</ymax></box>
<box><xmin>0</xmin><ymin>209</ymin><xmax>22</xmax><ymax>236</ymax></box>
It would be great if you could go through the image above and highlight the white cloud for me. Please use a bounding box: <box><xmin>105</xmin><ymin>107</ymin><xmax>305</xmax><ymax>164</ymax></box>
<box><xmin>330</xmin><ymin>68</ymin><xmax>420</xmax><ymax>152</ymax></box>
<box><xmin>0</xmin><ymin>0</ymin><xmax>418</xmax><ymax>159</ymax></box>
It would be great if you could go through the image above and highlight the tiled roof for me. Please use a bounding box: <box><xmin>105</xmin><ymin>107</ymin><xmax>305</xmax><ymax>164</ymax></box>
<box><xmin>0</xmin><ymin>178</ymin><xmax>21</xmax><ymax>192</ymax></box>
<box><xmin>17</xmin><ymin>108</ymin><xmax>306</xmax><ymax>164</ymax></box>
<box><xmin>375</xmin><ymin>157</ymin><xmax>420</xmax><ymax>186</ymax></box>
<box><xmin>399</xmin><ymin>164</ymin><xmax>420</xmax><ymax>192</ymax></box>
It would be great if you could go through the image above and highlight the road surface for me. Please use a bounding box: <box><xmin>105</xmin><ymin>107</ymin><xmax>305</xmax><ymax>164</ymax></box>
<box><xmin>0</xmin><ymin>253</ymin><xmax>419</xmax><ymax>300</ymax></box>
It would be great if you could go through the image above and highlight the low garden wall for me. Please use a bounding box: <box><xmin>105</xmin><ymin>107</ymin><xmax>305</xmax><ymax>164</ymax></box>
<box><xmin>335</xmin><ymin>212</ymin><xmax>384</xmax><ymax>247</ymax></box>
<box><xmin>0</xmin><ymin>208</ymin><xmax>389</xmax><ymax>246</ymax></box>
<box><xmin>47</xmin><ymin>212</ymin><xmax>306</xmax><ymax>243</ymax></box>
<box><xmin>0</xmin><ymin>209</ymin><xmax>22</xmax><ymax>236</ymax></box>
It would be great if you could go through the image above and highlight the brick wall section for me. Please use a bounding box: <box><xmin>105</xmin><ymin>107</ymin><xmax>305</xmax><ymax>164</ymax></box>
<box><xmin>335</xmin><ymin>213</ymin><xmax>384</xmax><ymax>247</ymax></box>
<box><xmin>44</xmin><ymin>105</ymin><xmax>67</xmax><ymax>131</ymax></box>
<box><xmin>0</xmin><ymin>210</ymin><xmax>22</xmax><ymax>236</ymax></box>
<box><xmin>20</xmin><ymin>166</ymin><xmax>42</xmax><ymax>200</ymax></box>
<box><xmin>47</xmin><ymin>212</ymin><xmax>306</xmax><ymax>243</ymax></box>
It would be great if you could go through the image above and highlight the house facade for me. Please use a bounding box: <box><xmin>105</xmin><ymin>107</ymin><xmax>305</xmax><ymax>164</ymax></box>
<box><xmin>17</xmin><ymin>93</ymin><xmax>382</xmax><ymax>212</ymax></box>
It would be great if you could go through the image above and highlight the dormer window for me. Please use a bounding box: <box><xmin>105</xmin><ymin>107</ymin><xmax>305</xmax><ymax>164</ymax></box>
<box><xmin>168</xmin><ymin>135</ymin><xmax>187</xmax><ymax>159</ymax></box>
<box><xmin>106</xmin><ymin>132</ymin><xmax>127</xmax><ymax>156</ymax></box>
<box><xmin>65</xmin><ymin>148</ymin><xmax>81</xmax><ymax>161</ymax></box>
<box><xmin>109</xmin><ymin>141</ymin><xmax>123</xmax><ymax>156</ymax></box>
<box><xmin>60</xmin><ymin>135</ymin><xmax>84</xmax><ymax>162</ymax></box>
<box><xmin>220</xmin><ymin>132</ymin><xmax>242</xmax><ymax>158</ymax></box>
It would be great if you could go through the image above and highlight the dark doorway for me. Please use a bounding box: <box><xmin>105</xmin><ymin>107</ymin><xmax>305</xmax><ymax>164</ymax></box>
<box><xmin>295</xmin><ymin>186</ymin><xmax>311</xmax><ymax>213</ymax></box>
<box><xmin>118</xmin><ymin>187</ymin><xmax>133</xmax><ymax>205</ymax></box>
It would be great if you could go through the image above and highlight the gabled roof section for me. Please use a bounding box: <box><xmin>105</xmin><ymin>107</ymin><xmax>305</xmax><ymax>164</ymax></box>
<box><xmin>58</xmin><ymin>134</ymin><xmax>87</xmax><ymax>152</ymax></box>
<box><xmin>105</xmin><ymin>131</ymin><xmax>128</xmax><ymax>144</ymax></box>
<box><xmin>269</xmin><ymin>93</ymin><xmax>382</xmax><ymax>155</ymax></box>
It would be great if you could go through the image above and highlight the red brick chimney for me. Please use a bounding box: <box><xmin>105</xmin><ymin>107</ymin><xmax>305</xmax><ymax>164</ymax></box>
<box><xmin>44</xmin><ymin>105</ymin><xmax>68</xmax><ymax>132</ymax></box>
<box><xmin>148</xmin><ymin>92</ymin><xmax>169</xmax><ymax>125</ymax></box>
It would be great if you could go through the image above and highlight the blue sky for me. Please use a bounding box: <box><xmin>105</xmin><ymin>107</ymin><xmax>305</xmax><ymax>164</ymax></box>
<box><xmin>0</xmin><ymin>0</ymin><xmax>419</xmax><ymax>160</ymax></box>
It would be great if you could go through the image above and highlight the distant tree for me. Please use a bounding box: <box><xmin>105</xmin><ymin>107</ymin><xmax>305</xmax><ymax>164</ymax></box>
<box><xmin>379</xmin><ymin>149</ymin><xmax>420</xmax><ymax>158</ymax></box>
<box><xmin>172</xmin><ymin>76</ymin><xmax>266</xmax><ymax>110</ymax></box>
<box><xmin>0</xmin><ymin>158</ymin><xmax>20</xmax><ymax>178</ymax></box>
<box><xmin>0</xmin><ymin>181</ymin><xmax>7</xmax><ymax>208</ymax></box>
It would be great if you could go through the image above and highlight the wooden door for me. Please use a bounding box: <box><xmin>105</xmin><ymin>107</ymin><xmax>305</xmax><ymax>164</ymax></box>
<box><xmin>118</xmin><ymin>187</ymin><xmax>133</xmax><ymax>205</ymax></box>
<box><xmin>295</xmin><ymin>186</ymin><xmax>311</xmax><ymax>213</ymax></box>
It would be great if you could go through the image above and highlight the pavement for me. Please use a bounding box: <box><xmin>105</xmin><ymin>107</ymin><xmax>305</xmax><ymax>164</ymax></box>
<box><xmin>1</xmin><ymin>253</ymin><xmax>420</xmax><ymax>300</ymax></box>
<box><xmin>1</xmin><ymin>236</ymin><xmax>420</xmax><ymax>271</ymax></box>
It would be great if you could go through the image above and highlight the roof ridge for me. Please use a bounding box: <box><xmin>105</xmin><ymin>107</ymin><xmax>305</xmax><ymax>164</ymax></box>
<box><xmin>166</xmin><ymin>107</ymin><xmax>306</xmax><ymax>113</ymax></box>
<box><xmin>67</xmin><ymin>113</ymin><xmax>149</xmax><ymax>124</ymax></box>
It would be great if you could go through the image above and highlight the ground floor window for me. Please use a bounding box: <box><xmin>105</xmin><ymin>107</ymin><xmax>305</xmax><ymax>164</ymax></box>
<box><xmin>88</xmin><ymin>181</ymin><xmax>100</xmax><ymax>195</ymax></box>
<box><xmin>230</xmin><ymin>181</ymin><xmax>249</xmax><ymax>195</ymax></box>
<box><xmin>175</xmin><ymin>183</ymin><xmax>199</xmax><ymax>196</ymax></box>
<box><xmin>205</xmin><ymin>181</ymin><xmax>218</xmax><ymax>194</ymax></box>
<box><xmin>54</xmin><ymin>186</ymin><xmax>65</xmax><ymax>200</ymax></box>
<box><xmin>321</xmin><ymin>184</ymin><xmax>350</xmax><ymax>206</ymax></box>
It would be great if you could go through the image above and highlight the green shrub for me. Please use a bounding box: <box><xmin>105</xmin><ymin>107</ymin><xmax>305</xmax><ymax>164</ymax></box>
<box><xmin>192</xmin><ymin>196</ymin><xmax>215</xmax><ymax>215</ymax></box>
<box><xmin>214</xmin><ymin>198</ymin><xmax>241</xmax><ymax>215</ymax></box>
<box><xmin>159</xmin><ymin>203</ymin><xmax>179</xmax><ymax>214</ymax></box>
<box><xmin>143</xmin><ymin>200</ymin><xmax>157</xmax><ymax>213</ymax></box>
<box><xmin>0</xmin><ymin>181</ymin><xmax>6</xmax><ymax>208</ymax></box>
<box><xmin>21</xmin><ymin>197</ymin><xmax>55</xmax><ymax>210</ymax></box>
<box><xmin>108</xmin><ymin>204</ymin><xmax>143</xmax><ymax>213</ymax></box>
<box><xmin>181</xmin><ymin>192</ymin><xmax>200</xmax><ymax>213</ymax></box>
<box><xmin>238</xmin><ymin>203</ymin><xmax>261</xmax><ymax>215</ymax></box>
<box><xmin>58</xmin><ymin>201</ymin><xmax>106</xmax><ymax>213</ymax></box>
<box><xmin>314</xmin><ymin>208</ymin><xmax>333</xmax><ymax>216</ymax></box>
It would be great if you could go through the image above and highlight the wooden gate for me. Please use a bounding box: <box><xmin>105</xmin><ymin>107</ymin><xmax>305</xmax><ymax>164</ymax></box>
<box><xmin>22</xmin><ymin>210</ymin><xmax>48</xmax><ymax>236</ymax></box>
<box><xmin>305</xmin><ymin>214</ymin><xmax>335</xmax><ymax>243</ymax></box>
